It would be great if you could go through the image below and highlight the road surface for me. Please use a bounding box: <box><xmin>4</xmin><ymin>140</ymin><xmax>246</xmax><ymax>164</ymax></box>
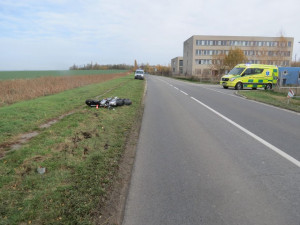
<box><xmin>123</xmin><ymin>75</ymin><xmax>300</xmax><ymax>225</ymax></box>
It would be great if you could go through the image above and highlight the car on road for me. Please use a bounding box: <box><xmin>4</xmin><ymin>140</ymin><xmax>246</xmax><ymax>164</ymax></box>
<box><xmin>135</xmin><ymin>69</ymin><xmax>145</xmax><ymax>80</ymax></box>
<box><xmin>220</xmin><ymin>64</ymin><xmax>278</xmax><ymax>90</ymax></box>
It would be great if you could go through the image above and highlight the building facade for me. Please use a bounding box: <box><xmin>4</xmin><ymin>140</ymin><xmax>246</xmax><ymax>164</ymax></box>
<box><xmin>171</xmin><ymin>57</ymin><xmax>183</xmax><ymax>76</ymax></box>
<box><xmin>183</xmin><ymin>35</ymin><xmax>294</xmax><ymax>77</ymax></box>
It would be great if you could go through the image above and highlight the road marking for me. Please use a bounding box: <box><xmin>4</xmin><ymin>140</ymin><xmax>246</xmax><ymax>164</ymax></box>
<box><xmin>180</xmin><ymin>90</ymin><xmax>188</xmax><ymax>95</ymax></box>
<box><xmin>190</xmin><ymin>96</ymin><xmax>300</xmax><ymax>168</ymax></box>
<box><xmin>198</xmin><ymin>85</ymin><xmax>239</xmax><ymax>98</ymax></box>
<box><xmin>158</xmin><ymin>76</ymin><xmax>299</xmax><ymax>118</ymax></box>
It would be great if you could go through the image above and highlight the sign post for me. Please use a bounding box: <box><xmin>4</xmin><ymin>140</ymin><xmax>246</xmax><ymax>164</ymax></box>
<box><xmin>287</xmin><ymin>89</ymin><xmax>295</xmax><ymax>104</ymax></box>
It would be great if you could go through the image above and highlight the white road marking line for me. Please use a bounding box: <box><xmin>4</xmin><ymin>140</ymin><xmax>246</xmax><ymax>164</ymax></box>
<box><xmin>190</xmin><ymin>96</ymin><xmax>300</xmax><ymax>168</ymax></box>
<box><xmin>199</xmin><ymin>85</ymin><xmax>238</xmax><ymax>98</ymax></box>
<box><xmin>180</xmin><ymin>90</ymin><xmax>188</xmax><ymax>95</ymax></box>
<box><xmin>174</xmin><ymin>87</ymin><xmax>179</xmax><ymax>90</ymax></box>
<box><xmin>158</xmin><ymin>76</ymin><xmax>299</xmax><ymax>119</ymax></box>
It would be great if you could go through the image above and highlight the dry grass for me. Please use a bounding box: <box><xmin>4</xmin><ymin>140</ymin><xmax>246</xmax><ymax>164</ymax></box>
<box><xmin>0</xmin><ymin>72</ymin><xmax>129</xmax><ymax>106</ymax></box>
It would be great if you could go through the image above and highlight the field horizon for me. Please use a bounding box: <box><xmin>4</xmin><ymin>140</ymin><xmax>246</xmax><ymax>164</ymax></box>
<box><xmin>0</xmin><ymin>69</ymin><xmax>128</xmax><ymax>80</ymax></box>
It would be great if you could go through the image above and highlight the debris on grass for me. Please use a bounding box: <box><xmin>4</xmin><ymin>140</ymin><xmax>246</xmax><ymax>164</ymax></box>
<box><xmin>37</xmin><ymin>166</ymin><xmax>46</xmax><ymax>174</ymax></box>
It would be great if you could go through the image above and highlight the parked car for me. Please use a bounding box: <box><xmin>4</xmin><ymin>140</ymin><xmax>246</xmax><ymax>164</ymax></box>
<box><xmin>135</xmin><ymin>69</ymin><xmax>144</xmax><ymax>80</ymax></box>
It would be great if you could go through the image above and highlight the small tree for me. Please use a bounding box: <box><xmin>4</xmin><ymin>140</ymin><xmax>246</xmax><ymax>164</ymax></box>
<box><xmin>155</xmin><ymin>64</ymin><xmax>171</xmax><ymax>76</ymax></box>
<box><xmin>224</xmin><ymin>48</ymin><xmax>248</xmax><ymax>70</ymax></box>
<box><xmin>134</xmin><ymin>60</ymin><xmax>138</xmax><ymax>71</ymax></box>
<box><xmin>210</xmin><ymin>53</ymin><xmax>226</xmax><ymax>76</ymax></box>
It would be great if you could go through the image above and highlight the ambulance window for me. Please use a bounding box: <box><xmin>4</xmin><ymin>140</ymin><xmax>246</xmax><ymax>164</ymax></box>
<box><xmin>229</xmin><ymin>67</ymin><xmax>245</xmax><ymax>75</ymax></box>
<box><xmin>252</xmin><ymin>68</ymin><xmax>264</xmax><ymax>74</ymax></box>
<box><xmin>243</xmin><ymin>68</ymin><xmax>264</xmax><ymax>76</ymax></box>
<box><xmin>243</xmin><ymin>68</ymin><xmax>252</xmax><ymax>75</ymax></box>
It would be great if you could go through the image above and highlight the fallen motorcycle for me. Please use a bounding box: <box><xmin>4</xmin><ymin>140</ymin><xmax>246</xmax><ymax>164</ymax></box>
<box><xmin>85</xmin><ymin>97</ymin><xmax>132</xmax><ymax>108</ymax></box>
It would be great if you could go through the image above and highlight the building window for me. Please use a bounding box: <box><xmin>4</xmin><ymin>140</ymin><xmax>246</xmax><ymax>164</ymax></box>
<box><xmin>288</xmin><ymin>41</ymin><xmax>292</xmax><ymax>47</ymax></box>
<box><xmin>195</xmin><ymin>59</ymin><xmax>213</xmax><ymax>65</ymax></box>
<box><xmin>179</xmin><ymin>60</ymin><xmax>183</xmax><ymax>66</ymax></box>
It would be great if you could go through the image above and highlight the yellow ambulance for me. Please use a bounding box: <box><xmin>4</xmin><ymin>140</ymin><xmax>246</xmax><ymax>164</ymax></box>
<box><xmin>220</xmin><ymin>64</ymin><xmax>278</xmax><ymax>90</ymax></box>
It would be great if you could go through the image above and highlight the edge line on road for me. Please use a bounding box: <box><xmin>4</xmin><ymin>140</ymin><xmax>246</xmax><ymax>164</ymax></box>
<box><xmin>190</xmin><ymin>96</ymin><xmax>300</xmax><ymax>168</ymax></box>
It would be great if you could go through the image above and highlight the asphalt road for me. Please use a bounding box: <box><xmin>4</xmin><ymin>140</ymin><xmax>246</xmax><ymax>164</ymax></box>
<box><xmin>122</xmin><ymin>75</ymin><xmax>300</xmax><ymax>225</ymax></box>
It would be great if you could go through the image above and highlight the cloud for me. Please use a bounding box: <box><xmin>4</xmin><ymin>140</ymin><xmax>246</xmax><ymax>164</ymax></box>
<box><xmin>0</xmin><ymin>0</ymin><xmax>299</xmax><ymax>70</ymax></box>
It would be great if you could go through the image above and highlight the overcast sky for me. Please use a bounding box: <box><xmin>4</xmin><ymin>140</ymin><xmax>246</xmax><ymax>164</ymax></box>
<box><xmin>0</xmin><ymin>0</ymin><xmax>299</xmax><ymax>70</ymax></box>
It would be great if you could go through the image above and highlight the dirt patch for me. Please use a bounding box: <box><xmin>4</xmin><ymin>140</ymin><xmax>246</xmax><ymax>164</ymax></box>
<box><xmin>82</xmin><ymin>131</ymin><xmax>92</xmax><ymax>139</ymax></box>
<box><xmin>0</xmin><ymin>131</ymin><xmax>40</xmax><ymax>159</ymax></box>
<box><xmin>94</xmin><ymin>82</ymin><xmax>147</xmax><ymax>225</ymax></box>
<box><xmin>39</xmin><ymin>111</ymin><xmax>75</xmax><ymax>129</ymax></box>
<box><xmin>11</xmin><ymin>132</ymin><xmax>39</xmax><ymax>150</ymax></box>
<box><xmin>0</xmin><ymin>111</ymin><xmax>76</xmax><ymax>160</ymax></box>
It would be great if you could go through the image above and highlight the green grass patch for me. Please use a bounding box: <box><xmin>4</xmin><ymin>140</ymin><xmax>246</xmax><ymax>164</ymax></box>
<box><xmin>0</xmin><ymin>70</ymin><xmax>128</xmax><ymax>80</ymax></box>
<box><xmin>0</xmin><ymin>74</ymin><xmax>145</xmax><ymax>224</ymax></box>
<box><xmin>0</xmin><ymin>75</ymin><xmax>131</xmax><ymax>144</ymax></box>
<box><xmin>238</xmin><ymin>90</ymin><xmax>300</xmax><ymax>112</ymax></box>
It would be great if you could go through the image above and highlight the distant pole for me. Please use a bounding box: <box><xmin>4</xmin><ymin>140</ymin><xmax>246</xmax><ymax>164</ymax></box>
<box><xmin>298</xmin><ymin>42</ymin><xmax>300</xmax><ymax>62</ymax></box>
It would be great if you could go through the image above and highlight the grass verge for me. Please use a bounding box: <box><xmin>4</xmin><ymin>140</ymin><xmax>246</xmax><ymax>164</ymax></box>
<box><xmin>0</xmin><ymin>75</ymin><xmax>130</xmax><ymax>145</ymax></box>
<box><xmin>238</xmin><ymin>90</ymin><xmax>300</xmax><ymax>113</ymax></box>
<box><xmin>0</xmin><ymin>75</ymin><xmax>145</xmax><ymax>224</ymax></box>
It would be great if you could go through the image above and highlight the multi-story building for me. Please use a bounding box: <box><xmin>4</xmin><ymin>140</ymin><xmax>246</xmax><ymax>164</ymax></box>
<box><xmin>171</xmin><ymin>57</ymin><xmax>183</xmax><ymax>76</ymax></box>
<box><xmin>183</xmin><ymin>35</ymin><xmax>294</xmax><ymax>77</ymax></box>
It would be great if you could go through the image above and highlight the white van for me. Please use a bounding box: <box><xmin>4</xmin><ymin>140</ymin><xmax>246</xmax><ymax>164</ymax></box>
<box><xmin>134</xmin><ymin>69</ymin><xmax>144</xmax><ymax>80</ymax></box>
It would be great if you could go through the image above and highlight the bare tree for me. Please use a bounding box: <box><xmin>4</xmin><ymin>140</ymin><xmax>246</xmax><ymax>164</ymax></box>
<box><xmin>248</xmin><ymin>32</ymin><xmax>290</xmax><ymax>66</ymax></box>
<box><xmin>210</xmin><ymin>53</ymin><xmax>226</xmax><ymax>77</ymax></box>
<box><xmin>134</xmin><ymin>60</ymin><xmax>138</xmax><ymax>71</ymax></box>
